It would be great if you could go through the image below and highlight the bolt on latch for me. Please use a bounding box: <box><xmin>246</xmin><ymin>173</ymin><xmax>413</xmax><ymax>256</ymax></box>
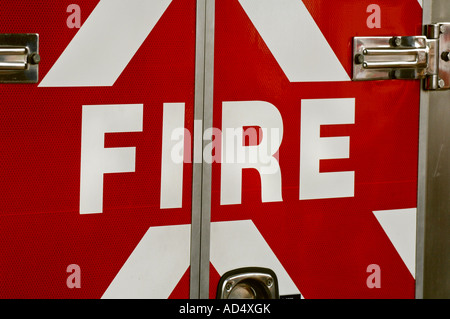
<box><xmin>352</xmin><ymin>23</ymin><xmax>450</xmax><ymax>90</ymax></box>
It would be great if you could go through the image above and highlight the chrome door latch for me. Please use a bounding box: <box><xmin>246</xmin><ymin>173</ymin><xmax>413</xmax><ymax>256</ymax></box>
<box><xmin>216</xmin><ymin>267</ymin><xmax>279</xmax><ymax>299</ymax></box>
<box><xmin>0</xmin><ymin>34</ymin><xmax>40</xmax><ymax>83</ymax></box>
<box><xmin>353</xmin><ymin>23</ymin><xmax>450</xmax><ymax>90</ymax></box>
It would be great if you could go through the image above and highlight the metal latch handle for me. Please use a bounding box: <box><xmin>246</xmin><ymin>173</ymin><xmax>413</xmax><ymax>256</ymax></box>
<box><xmin>353</xmin><ymin>36</ymin><xmax>429</xmax><ymax>81</ymax></box>
<box><xmin>352</xmin><ymin>23</ymin><xmax>450</xmax><ymax>90</ymax></box>
<box><xmin>360</xmin><ymin>47</ymin><xmax>428</xmax><ymax>69</ymax></box>
<box><xmin>0</xmin><ymin>47</ymin><xmax>29</xmax><ymax>70</ymax></box>
<box><xmin>0</xmin><ymin>34</ymin><xmax>40</xmax><ymax>84</ymax></box>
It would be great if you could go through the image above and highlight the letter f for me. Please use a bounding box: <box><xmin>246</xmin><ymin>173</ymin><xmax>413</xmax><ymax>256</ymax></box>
<box><xmin>80</xmin><ymin>104</ymin><xmax>143</xmax><ymax>214</ymax></box>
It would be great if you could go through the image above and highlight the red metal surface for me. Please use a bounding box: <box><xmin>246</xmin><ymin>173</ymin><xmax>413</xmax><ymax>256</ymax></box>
<box><xmin>0</xmin><ymin>0</ymin><xmax>195</xmax><ymax>298</ymax></box>
<box><xmin>210</xmin><ymin>0</ymin><xmax>422</xmax><ymax>298</ymax></box>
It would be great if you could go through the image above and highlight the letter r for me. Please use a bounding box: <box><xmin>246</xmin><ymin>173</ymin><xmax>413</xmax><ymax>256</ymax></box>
<box><xmin>79</xmin><ymin>104</ymin><xmax>143</xmax><ymax>214</ymax></box>
<box><xmin>220</xmin><ymin>101</ymin><xmax>284</xmax><ymax>205</ymax></box>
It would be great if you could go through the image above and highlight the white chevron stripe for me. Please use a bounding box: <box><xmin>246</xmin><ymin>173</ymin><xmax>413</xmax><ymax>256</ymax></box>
<box><xmin>238</xmin><ymin>0</ymin><xmax>350</xmax><ymax>82</ymax></box>
<box><xmin>373</xmin><ymin>208</ymin><xmax>416</xmax><ymax>278</ymax></box>
<box><xmin>102</xmin><ymin>220</ymin><xmax>301</xmax><ymax>298</ymax></box>
<box><xmin>39</xmin><ymin>0</ymin><xmax>172</xmax><ymax>87</ymax></box>
<box><xmin>210</xmin><ymin>220</ymin><xmax>301</xmax><ymax>297</ymax></box>
<box><xmin>101</xmin><ymin>224</ymin><xmax>191</xmax><ymax>299</ymax></box>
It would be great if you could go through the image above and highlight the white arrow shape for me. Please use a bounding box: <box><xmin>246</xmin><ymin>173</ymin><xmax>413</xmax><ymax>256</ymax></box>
<box><xmin>101</xmin><ymin>224</ymin><xmax>191</xmax><ymax>299</ymax></box>
<box><xmin>210</xmin><ymin>220</ymin><xmax>301</xmax><ymax>297</ymax></box>
<box><xmin>39</xmin><ymin>0</ymin><xmax>172</xmax><ymax>87</ymax></box>
<box><xmin>102</xmin><ymin>220</ymin><xmax>301</xmax><ymax>298</ymax></box>
<box><xmin>372</xmin><ymin>208</ymin><xmax>416</xmax><ymax>278</ymax></box>
<box><xmin>238</xmin><ymin>0</ymin><xmax>350</xmax><ymax>82</ymax></box>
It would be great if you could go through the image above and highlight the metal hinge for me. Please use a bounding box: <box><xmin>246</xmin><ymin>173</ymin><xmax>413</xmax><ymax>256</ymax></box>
<box><xmin>0</xmin><ymin>34</ymin><xmax>40</xmax><ymax>84</ymax></box>
<box><xmin>353</xmin><ymin>23</ymin><xmax>450</xmax><ymax>90</ymax></box>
